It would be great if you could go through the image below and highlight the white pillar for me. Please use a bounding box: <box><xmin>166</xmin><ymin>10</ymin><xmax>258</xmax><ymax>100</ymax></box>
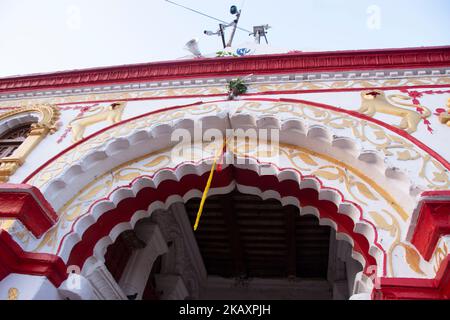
<box><xmin>59</xmin><ymin>273</ymin><xmax>97</xmax><ymax>300</ymax></box>
<box><xmin>349</xmin><ymin>293</ymin><xmax>372</xmax><ymax>300</ymax></box>
<box><xmin>84</xmin><ymin>261</ymin><xmax>128</xmax><ymax>300</ymax></box>
<box><xmin>118</xmin><ymin>222</ymin><xmax>168</xmax><ymax>299</ymax></box>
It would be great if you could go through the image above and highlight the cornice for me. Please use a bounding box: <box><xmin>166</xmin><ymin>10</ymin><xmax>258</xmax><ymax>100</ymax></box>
<box><xmin>0</xmin><ymin>46</ymin><xmax>449</xmax><ymax>95</ymax></box>
<box><xmin>0</xmin><ymin>183</ymin><xmax>58</xmax><ymax>237</ymax></box>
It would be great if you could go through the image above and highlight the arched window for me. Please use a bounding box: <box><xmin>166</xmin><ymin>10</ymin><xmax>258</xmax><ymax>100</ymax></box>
<box><xmin>0</xmin><ymin>104</ymin><xmax>59</xmax><ymax>183</ymax></box>
<box><xmin>0</xmin><ymin>123</ymin><xmax>33</xmax><ymax>158</ymax></box>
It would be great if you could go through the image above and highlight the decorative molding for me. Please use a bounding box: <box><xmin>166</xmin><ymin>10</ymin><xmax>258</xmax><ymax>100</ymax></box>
<box><xmin>61</xmin><ymin>165</ymin><xmax>381</xmax><ymax>281</ymax></box>
<box><xmin>22</xmin><ymin>99</ymin><xmax>450</xmax><ymax>200</ymax></box>
<box><xmin>152</xmin><ymin>205</ymin><xmax>204</xmax><ymax>299</ymax></box>
<box><xmin>408</xmin><ymin>191</ymin><xmax>450</xmax><ymax>260</ymax></box>
<box><xmin>0</xmin><ymin>230</ymin><xmax>66</xmax><ymax>286</ymax></box>
<box><xmin>0</xmin><ymin>47</ymin><xmax>449</xmax><ymax>97</ymax></box>
<box><xmin>1</xmin><ymin>165</ymin><xmax>447</xmax><ymax>296</ymax></box>
<box><xmin>118</xmin><ymin>222</ymin><xmax>168</xmax><ymax>299</ymax></box>
<box><xmin>11</xmin><ymin>100</ymin><xmax>444</xmax><ymax>278</ymax></box>
<box><xmin>0</xmin><ymin>183</ymin><xmax>58</xmax><ymax>237</ymax></box>
<box><xmin>373</xmin><ymin>256</ymin><xmax>450</xmax><ymax>300</ymax></box>
<box><xmin>171</xmin><ymin>203</ymin><xmax>208</xmax><ymax>286</ymax></box>
<box><xmin>58</xmin><ymin>273</ymin><xmax>97</xmax><ymax>300</ymax></box>
<box><xmin>0</xmin><ymin>104</ymin><xmax>59</xmax><ymax>134</ymax></box>
<box><xmin>0</xmin><ymin>104</ymin><xmax>60</xmax><ymax>182</ymax></box>
<box><xmin>1</xmin><ymin>75</ymin><xmax>449</xmax><ymax>109</ymax></box>
<box><xmin>84</xmin><ymin>261</ymin><xmax>127</xmax><ymax>300</ymax></box>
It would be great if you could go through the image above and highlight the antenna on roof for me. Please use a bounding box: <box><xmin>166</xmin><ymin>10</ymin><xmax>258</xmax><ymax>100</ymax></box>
<box><xmin>165</xmin><ymin>1</ymin><xmax>271</xmax><ymax>49</ymax></box>
<box><xmin>250</xmin><ymin>25</ymin><xmax>271</xmax><ymax>44</ymax></box>
<box><xmin>165</xmin><ymin>0</ymin><xmax>251</xmax><ymax>33</ymax></box>
<box><xmin>203</xmin><ymin>5</ymin><xmax>242</xmax><ymax>48</ymax></box>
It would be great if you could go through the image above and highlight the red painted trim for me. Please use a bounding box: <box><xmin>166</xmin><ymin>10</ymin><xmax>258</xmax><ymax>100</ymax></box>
<box><xmin>0</xmin><ymin>184</ymin><xmax>58</xmax><ymax>237</ymax></box>
<box><xmin>373</xmin><ymin>256</ymin><xmax>450</xmax><ymax>300</ymax></box>
<box><xmin>247</xmin><ymin>84</ymin><xmax>450</xmax><ymax>97</ymax></box>
<box><xmin>411</xmin><ymin>194</ymin><xmax>450</xmax><ymax>261</ymax></box>
<box><xmin>1</xmin><ymin>47</ymin><xmax>449</xmax><ymax>94</ymax></box>
<box><xmin>8</xmin><ymin>164</ymin><xmax>450</xmax><ymax>296</ymax></box>
<box><xmin>22</xmin><ymin>97</ymin><xmax>450</xmax><ymax>185</ymax></box>
<box><xmin>420</xmin><ymin>191</ymin><xmax>450</xmax><ymax>198</ymax></box>
<box><xmin>65</xmin><ymin>166</ymin><xmax>379</xmax><ymax>277</ymax></box>
<box><xmin>0</xmin><ymin>230</ymin><xmax>67</xmax><ymax>286</ymax></box>
<box><xmin>0</xmin><ymin>162</ymin><xmax>387</xmax><ymax>288</ymax></box>
<box><xmin>56</xmin><ymin>157</ymin><xmax>386</xmax><ymax>276</ymax></box>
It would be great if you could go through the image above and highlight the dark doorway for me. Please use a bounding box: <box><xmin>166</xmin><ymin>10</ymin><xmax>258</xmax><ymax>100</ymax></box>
<box><xmin>185</xmin><ymin>191</ymin><xmax>331</xmax><ymax>280</ymax></box>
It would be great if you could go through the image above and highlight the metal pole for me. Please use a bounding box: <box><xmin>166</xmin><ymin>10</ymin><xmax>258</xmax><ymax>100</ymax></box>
<box><xmin>219</xmin><ymin>24</ymin><xmax>226</xmax><ymax>49</ymax></box>
<box><xmin>226</xmin><ymin>10</ymin><xmax>241</xmax><ymax>48</ymax></box>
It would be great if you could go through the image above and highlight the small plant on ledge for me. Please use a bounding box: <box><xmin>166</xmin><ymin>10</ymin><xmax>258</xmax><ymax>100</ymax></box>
<box><xmin>227</xmin><ymin>78</ymin><xmax>248</xmax><ymax>100</ymax></box>
<box><xmin>216</xmin><ymin>50</ymin><xmax>238</xmax><ymax>57</ymax></box>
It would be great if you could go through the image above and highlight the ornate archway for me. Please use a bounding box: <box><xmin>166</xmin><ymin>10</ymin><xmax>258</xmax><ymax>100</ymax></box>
<box><xmin>1</xmin><ymin>99</ymin><xmax>449</xmax><ymax>299</ymax></box>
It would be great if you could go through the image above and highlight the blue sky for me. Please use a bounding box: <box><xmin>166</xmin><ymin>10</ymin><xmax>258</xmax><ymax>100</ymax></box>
<box><xmin>0</xmin><ymin>0</ymin><xmax>449</xmax><ymax>77</ymax></box>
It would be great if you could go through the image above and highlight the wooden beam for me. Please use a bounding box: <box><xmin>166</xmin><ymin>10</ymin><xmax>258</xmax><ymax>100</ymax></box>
<box><xmin>220</xmin><ymin>192</ymin><xmax>246</xmax><ymax>277</ymax></box>
<box><xmin>285</xmin><ymin>205</ymin><xmax>297</xmax><ymax>278</ymax></box>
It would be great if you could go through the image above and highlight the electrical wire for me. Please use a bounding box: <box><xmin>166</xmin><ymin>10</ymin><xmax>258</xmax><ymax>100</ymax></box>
<box><xmin>165</xmin><ymin>0</ymin><xmax>252</xmax><ymax>33</ymax></box>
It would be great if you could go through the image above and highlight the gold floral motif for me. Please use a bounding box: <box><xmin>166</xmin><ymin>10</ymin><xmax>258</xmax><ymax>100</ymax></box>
<box><xmin>254</xmin><ymin>77</ymin><xmax>450</xmax><ymax>94</ymax></box>
<box><xmin>369</xmin><ymin>210</ymin><xmax>425</xmax><ymax>276</ymax></box>
<box><xmin>312</xmin><ymin>166</ymin><xmax>378</xmax><ymax>205</ymax></box>
<box><xmin>32</xmin><ymin>153</ymin><xmax>171</xmax><ymax>252</ymax></box>
<box><xmin>229</xmin><ymin>139</ymin><xmax>408</xmax><ymax>221</ymax></box>
<box><xmin>7</xmin><ymin>288</ymin><xmax>19</xmax><ymax>300</ymax></box>
<box><xmin>433</xmin><ymin>242</ymin><xmax>448</xmax><ymax>274</ymax></box>
<box><xmin>14</xmin><ymin>100</ymin><xmax>445</xmax><ymax>278</ymax></box>
<box><xmin>419</xmin><ymin>155</ymin><xmax>450</xmax><ymax>189</ymax></box>
<box><xmin>438</xmin><ymin>98</ymin><xmax>450</xmax><ymax>126</ymax></box>
<box><xmin>26</xmin><ymin>139</ymin><xmax>431</xmax><ymax>278</ymax></box>
<box><xmin>0</xmin><ymin>219</ymin><xmax>14</xmax><ymax>232</ymax></box>
<box><xmin>24</xmin><ymin>100</ymin><xmax>450</xmax><ymax>191</ymax></box>
<box><xmin>238</xmin><ymin>101</ymin><xmax>449</xmax><ymax>190</ymax></box>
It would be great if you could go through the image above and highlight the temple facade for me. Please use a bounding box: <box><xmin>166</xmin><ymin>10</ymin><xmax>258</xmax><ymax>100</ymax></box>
<box><xmin>0</xmin><ymin>46</ymin><xmax>449</xmax><ymax>300</ymax></box>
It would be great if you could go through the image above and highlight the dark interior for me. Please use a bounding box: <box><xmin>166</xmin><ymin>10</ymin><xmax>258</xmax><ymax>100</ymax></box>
<box><xmin>185</xmin><ymin>190</ymin><xmax>331</xmax><ymax>279</ymax></box>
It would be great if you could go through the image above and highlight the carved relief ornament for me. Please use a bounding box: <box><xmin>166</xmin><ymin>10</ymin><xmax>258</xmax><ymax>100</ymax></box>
<box><xmin>0</xmin><ymin>104</ymin><xmax>59</xmax><ymax>182</ymax></box>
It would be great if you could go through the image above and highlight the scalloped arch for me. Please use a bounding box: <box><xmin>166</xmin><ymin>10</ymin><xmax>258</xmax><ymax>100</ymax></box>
<box><xmin>16</xmin><ymin>99</ymin><xmax>445</xmax><ymax>280</ymax></box>
<box><xmin>24</xmin><ymin>99</ymin><xmax>450</xmax><ymax>215</ymax></box>
<box><xmin>58</xmin><ymin>161</ymin><xmax>385</xmax><ymax>288</ymax></box>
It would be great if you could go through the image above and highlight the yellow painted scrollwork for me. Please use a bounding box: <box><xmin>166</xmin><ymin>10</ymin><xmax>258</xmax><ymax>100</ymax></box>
<box><xmin>369</xmin><ymin>210</ymin><xmax>425</xmax><ymax>276</ymax></box>
<box><xmin>7</xmin><ymin>288</ymin><xmax>19</xmax><ymax>300</ymax></box>
<box><xmin>238</xmin><ymin>101</ymin><xmax>449</xmax><ymax>190</ymax></box>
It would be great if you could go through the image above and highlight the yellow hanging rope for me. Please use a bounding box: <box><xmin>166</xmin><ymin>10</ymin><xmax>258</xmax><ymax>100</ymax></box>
<box><xmin>193</xmin><ymin>140</ymin><xmax>226</xmax><ymax>231</ymax></box>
